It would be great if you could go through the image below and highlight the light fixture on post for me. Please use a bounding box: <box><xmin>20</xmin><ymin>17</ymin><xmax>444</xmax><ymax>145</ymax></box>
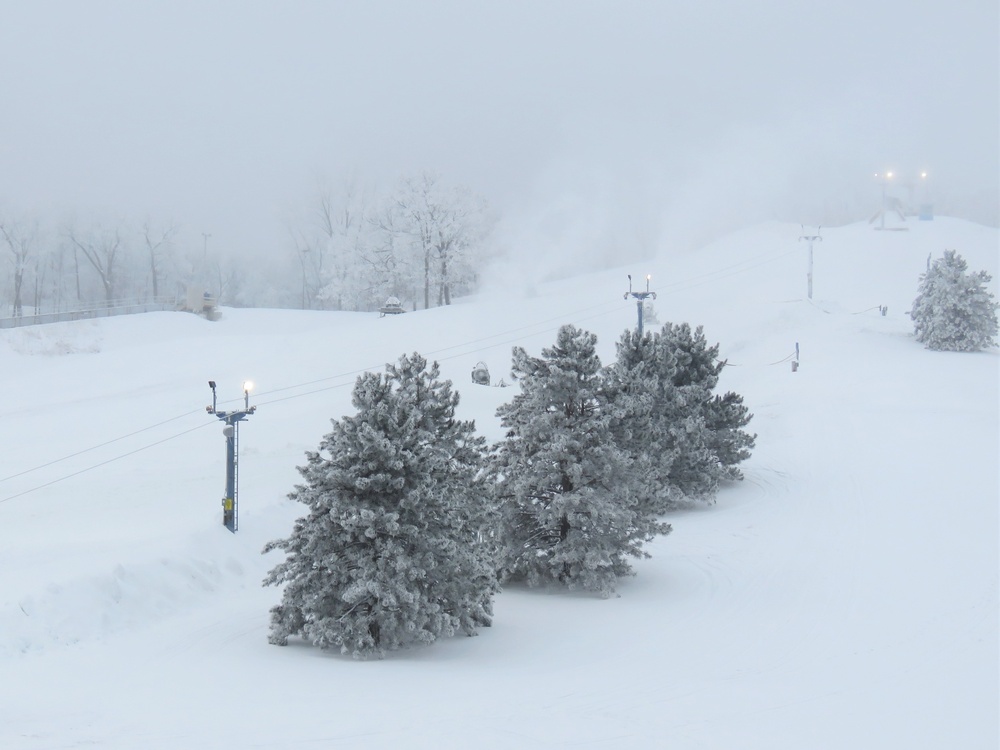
<box><xmin>206</xmin><ymin>380</ymin><xmax>257</xmax><ymax>533</ymax></box>
<box><xmin>624</xmin><ymin>274</ymin><xmax>657</xmax><ymax>336</ymax></box>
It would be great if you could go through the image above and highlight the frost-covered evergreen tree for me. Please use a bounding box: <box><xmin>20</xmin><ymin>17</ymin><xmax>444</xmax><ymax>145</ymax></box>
<box><xmin>910</xmin><ymin>250</ymin><xmax>999</xmax><ymax>351</ymax></box>
<box><xmin>606</xmin><ymin>323</ymin><xmax>755</xmax><ymax>512</ymax></box>
<box><xmin>602</xmin><ymin>328</ymin><xmax>677</xmax><ymax>512</ymax></box>
<box><xmin>659</xmin><ymin>322</ymin><xmax>755</xmax><ymax>485</ymax></box>
<box><xmin>263</xmin><ymin>353</ymin><xmax>497</xmax><ymax>659</ymax></box>
<box><xmin>493</xmin><ymin>325</ymin><xmax>670</xmax><ymax>596</ymax></box>
<box><xmin>703</xmin><ymin>391</ymin><xmax>756</xmax><ymax>480</ymax></box>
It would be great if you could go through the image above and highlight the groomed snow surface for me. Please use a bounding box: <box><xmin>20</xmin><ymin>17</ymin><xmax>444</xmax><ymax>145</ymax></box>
<box><xmin>1</xmin><ymin>218</ymin><xmax>997</xmax><ymax>749</ymax></box>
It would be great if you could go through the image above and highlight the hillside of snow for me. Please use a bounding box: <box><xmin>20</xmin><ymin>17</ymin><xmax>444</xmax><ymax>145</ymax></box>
<box><xmin>1</xmin><ymin>217</ymin><xmax>997</xmax><ymax>749</ymax></box>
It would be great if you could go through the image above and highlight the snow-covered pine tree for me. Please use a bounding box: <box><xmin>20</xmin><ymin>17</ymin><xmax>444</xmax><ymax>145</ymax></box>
<box><xmin>607</xmin><ymin>323</ymin><xmax>756</xmax><ymax>511</ymax></box>
<box><xmin>262</xmin><ymin>353</ymin><xmax>497</xmax><ymax>659</ymax></box>
<box><xmin>493</xmin><ymin>325</ymin><xmax>670</xmax><ymax>597</ymax></box>
<box><xmin>703</xmin><ymin>391</ymin><xmax>756</xmax><ymax>481</ymax></box>
<box><xmin>658</xmin><ymin>322</ymin><xmax>756</xmax><ymax>484</ymax></box>
<box><xmin>602</xmin><ymin>327</ymin><xmax>677</xmax><ymax>514</ymax></box>
<box><xmin>910</xmin><ymin>249</ymin><xmax>999</xmax><ymax>352</ymax></box>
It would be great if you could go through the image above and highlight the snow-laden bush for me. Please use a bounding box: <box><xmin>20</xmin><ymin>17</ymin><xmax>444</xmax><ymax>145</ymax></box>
<box><xmin>910</xmin><ymin>250</ymin><xmax>998</xmax><ymax>351</ymax></box>
<box><xmin>492</xmin><ymin>325</ymin><xmax>670</xmax><ymax>596</ymax></box>
<box><xmin>263</xmin><ymin>353</ymin><xmax>497</xmax><ymax>659</ymax></box>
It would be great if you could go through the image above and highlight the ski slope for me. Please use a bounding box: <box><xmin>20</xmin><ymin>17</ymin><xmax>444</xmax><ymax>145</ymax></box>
<box><xmin>1</xmin><ymin>217</ymin><xmax>997</xmax><ymax>749</ymax></box>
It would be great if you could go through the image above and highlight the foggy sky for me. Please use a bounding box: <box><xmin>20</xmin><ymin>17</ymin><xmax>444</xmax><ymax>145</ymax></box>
<box><xmin>1</xmin><ymin>0</ymin><xmax>996</xmax><ymax>272</ymax></box>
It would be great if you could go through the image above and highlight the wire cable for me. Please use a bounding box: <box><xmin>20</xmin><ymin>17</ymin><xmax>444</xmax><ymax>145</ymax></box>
<box><xmin>0</xmin><ymin>421</ymin><xmax>213</xmax><ymax>505</ymax></box>
<box><xmin>0</xmin><ymin>408</ymin><xmax>206</xmax><ymax>485</ymax></box>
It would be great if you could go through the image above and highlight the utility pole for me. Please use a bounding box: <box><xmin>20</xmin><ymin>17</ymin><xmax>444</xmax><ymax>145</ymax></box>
<box><xmin>623</xmin><ymin>274</ymin><xmax>656</xmax><ymax>335</ymax></box>
<box><xmin>798</xmin><ymin>227</ymin><xmax>822</xmax><ymax>299</ymax></box>
<box><xmin>206</xmin><ymin>380</ymin><xmax>256</xmax><ymax>533</ymax></box>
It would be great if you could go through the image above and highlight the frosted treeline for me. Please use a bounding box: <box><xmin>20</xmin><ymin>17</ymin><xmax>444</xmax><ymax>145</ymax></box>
<box><xmin>0</xmin><ymin>171</ymin><xmax>492</xmax><ymax>315</ymax></box>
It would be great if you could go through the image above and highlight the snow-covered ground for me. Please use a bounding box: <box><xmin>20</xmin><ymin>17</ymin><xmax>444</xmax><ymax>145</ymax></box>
<box><xmin>1</xmin><ymin>217</ymin><xmax>996</xmax><ymax>749</ymax></box>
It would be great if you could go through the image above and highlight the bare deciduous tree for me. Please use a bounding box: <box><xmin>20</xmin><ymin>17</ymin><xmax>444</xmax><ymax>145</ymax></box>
<box><xmin>142</xmin><ymin>220</ymin><xmax>178</xmax><ymax>300</ymax></box>
<box><xmin>66</xmin><ymin>224</ymin><xmax>124</xmax><ymax>304</ymax></box>
<box><xmin>214</xmin><ymin>255</ymin><xmax>245</xmax><ymax>307</ymax></box>
<box><xmin>315</xmin><ymin>181</ymin><xmax>375</xmax><ymax>310</ymax></box>
<box><xmin>391</xmin><ymin>171</ymin><xmax>490</xmax><ymax>309</ymax></box>
<box><xmin>290</xmin><ymin>180</ymin><xmax>379</xmax><ymax>311</ymax></box>
<box><xmin>0</xmin><ymin>215</ymin><xmax>39</xmax><ymax>316</ymax></box>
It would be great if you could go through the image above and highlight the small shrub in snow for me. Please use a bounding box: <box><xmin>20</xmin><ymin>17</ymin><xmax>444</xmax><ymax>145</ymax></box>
<box><xmin>910</xmin><ymin>249</ymin><xmax>998</xmax><ymax>351</ymax></box>
<box><xmin>492</xmin><ymin>325</ymin><xmax>670</xmax><ymax>596</ymax></box>
<box><xmin>263</xmin><ymin>353</ymin><xmax>497</xmax><ymax>659</ymax></box>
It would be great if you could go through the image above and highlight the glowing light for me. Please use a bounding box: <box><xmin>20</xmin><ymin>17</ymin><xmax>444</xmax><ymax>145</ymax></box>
<box><xmin>243</xmin><ymin>380</ymin><xmax>254</xmax><ymax>393</ymax></box>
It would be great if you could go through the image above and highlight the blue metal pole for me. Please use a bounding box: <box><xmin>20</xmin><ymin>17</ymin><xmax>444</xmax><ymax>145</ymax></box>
<box><xmin>223</xmin><ymin>421</ymin><xmax>236</xmax><ymax>532</ymax></box>
<box><xmin>207</xmin><ymin>381</ymin><xmax>253</xmax><ymax>534</ymax></box>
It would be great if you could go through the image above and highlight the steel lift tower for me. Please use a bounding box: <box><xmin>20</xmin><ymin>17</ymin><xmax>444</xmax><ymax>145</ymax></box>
<box><xmin>799</xmin><ymin>227</ymin><xmax>822</xmax><ymax>299</ymax></box>
<box><xmin>207</xmin><ymin>380</ymin><xmax>256</xmax><ymax>533</ymax></box>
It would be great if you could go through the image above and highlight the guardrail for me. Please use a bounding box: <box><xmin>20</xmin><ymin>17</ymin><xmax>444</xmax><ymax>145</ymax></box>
<box><xmin>0</xmin><ymin>296</ymin><xmax>179</xmax><ymax>329</ymax></box>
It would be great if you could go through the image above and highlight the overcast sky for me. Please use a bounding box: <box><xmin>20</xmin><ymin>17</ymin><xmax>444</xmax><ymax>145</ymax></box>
<box><xmin>1</xmin><ymin>0</ymin><xmax>996</xmax><ymax>271</ymax></box>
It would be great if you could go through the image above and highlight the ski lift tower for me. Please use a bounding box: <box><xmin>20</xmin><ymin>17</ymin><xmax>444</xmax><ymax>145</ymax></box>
<box><xmin>624</xmin><ymin>274</ymin><xmax>656</xmax><ymax>336</ymax></box>
<box><xmin>206</xmin><ymin>380</ymin><xmax>256</xmax><ymax>533</ymax></box>
<box><xmin>799</xmin><ymin>226</ymin><xmax>822</xmax><ymax>299</ymax></box>
<box><xmin>871</xmin><ymin>171</ymin><xmax>909</xmax><ymax>230</ymax></box>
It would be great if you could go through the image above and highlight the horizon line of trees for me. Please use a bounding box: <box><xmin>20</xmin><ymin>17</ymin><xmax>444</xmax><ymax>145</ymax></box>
<box><xmin>0</xmin><ymin>171</ymin><xmax>495</xmax><ymax>320</ymax></box>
